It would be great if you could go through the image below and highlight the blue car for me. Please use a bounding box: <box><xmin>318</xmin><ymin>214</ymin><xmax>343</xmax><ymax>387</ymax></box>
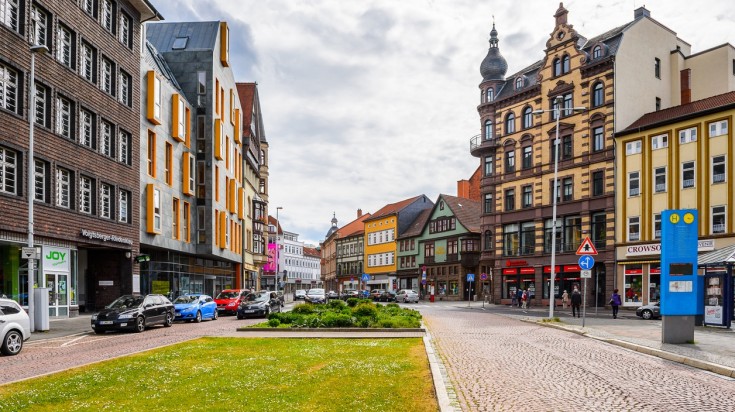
<box><xmin>173</xmin><ymin>294</ymin><xmax>218</xmax><ymax>323</ymax></box>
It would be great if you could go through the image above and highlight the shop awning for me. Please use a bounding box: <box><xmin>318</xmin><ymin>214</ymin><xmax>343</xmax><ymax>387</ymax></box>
<box><xmin>617</xmin><ymin>260</ymin><xmax>660</xmax><ymax>265</ymax></box>
<box><xmin>698</xmin><ymin>244</ymin><xmax>735</xmax><ymax>267</ymax></box>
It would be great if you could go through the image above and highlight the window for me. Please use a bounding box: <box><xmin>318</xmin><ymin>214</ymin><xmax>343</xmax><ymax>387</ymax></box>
<box><xmin>56</xmin><ymin>24</ymin><xmax>75</xmax><ymax>69</ymax></box>
<box><xmin>152</xmin><ymin>187</ymin><xmax>161</xmax><ymax>232</ymax></box>
<box><xmin>522</xmin><ymin>185</ymin><xmax>533</xmax><ymax>207</ymax></box>
<box><xmin>505</xmin><ymin>150</ymin><xmax>515</xmax><ymax>173</ymax></box>
<box><xmin>196</xmin><ymin>160</ymin><xmax>205</xmax><ymax>198</ymax></box>
<box><xmin>562</xmin><ymin>55</ymin><xmax>570</xmax><ymax>73</ymax></box>
<box><xmin>562</xmin><ymin>94</ymin><xmax>573</xmax><ymax>117</ymax></box>
<box><xmin>197</xmin><ymin>206</ymin><xmax>206</xmax><ymax>243</ymax></box>
<box><xmin>504</xmin><ymin>188</ymin><xmax>515</xmax><ymax>211</ymax></box>
<box><xmin>484</xmin><ymin>120</ymin><xmax>493</xmax><ymax>140</ymax></box>
<box><xmin>654</xmin><ymin>167</ymin><xmax>666</xmax><ymax>192</ymax></box>
<box><xmin>712</xmin><ymin>206</ymin><xmax>726</xmax><ymax>234</ymax></box>
<box><xmin>80</xmin><ymin>42</ymin><xmax>96</xmax><ymax>83</ymax></box>
<box><xmin>522</xmin><ymin>107</ymin><xmax>533</xmax><ymax>129</ymax></box>
<box><xmin>522</xmin><ymin>146</ymin><xmax>532</xmax><ymax>169</ymax></box>
<box><xmin>119</xmin><ymin>189</ymin><xmax>129</xmax><ymax>223</ymax></box>
<box><xmin>118</xmin><ymin>129</ymin><xmax>130</xmax><ymax>165</ymax></box>
<box><xmin>562</xmin><ymin>177</ymin><xmax>573</xmax><ymax>201</ymax></box>
<box><xmin>0</xmin><ymin>147</ymin><xmax>18</xmax><ymax>195</ymax></box>
<box><xmin>56</xmin><ymin>168</ymin><xmax>72</xmax><ymax>208</ymax></box>
<box><xmin>654</xmin><ymin>57</ymin><xmax>661</xmax><ymax>79</ymax></box>
<box><xmin>79</xmin><ymin>176</ymin><xmax>93</xmax><ymax>214</ymax></box>
<box><xmin>164</xmin><ymin>142</ymin><xmax>173</xmax><ymax>185</ymax></box>
<box><xmin>34</xmin><ymin>160</ymin><xmax>46</xmax><ymax>202</ymax></box>
<box><xmin>709</xmin><ymin>120</ymin><xmax>728</xmax><ymax>137</ymax></box>
<box><xmin>591</xmin><ymin>212</ymin><xmax>606</xmax><ymax>248</ymax></box>
<box><xmin>146</xmin><ymin>71</ymin><xmax>162</xmax><ymax>124</ymax></box>
<box><xmin>147</xmin><ymin>130</ymin><xmax>156</xmax><ymax>177</ymax></box>
<box><xmin>172</xmin><ymin>94</ymin><xmax>187</xmax><ymax>141</ymax></box>
<box><xmin>118</xmin><ymin>70</ymin><xmax>131</xmax><ymax>107</ymax></box>
<box><xmin>553</xmin><ymin>58</ymin><xmax>561</xmax><ymax>76</ymax></box>
<box><xmin>628</xmin><ymin>216</ymin><xmax>640</xmax><ymax>242</ymax></box>
<box><xmin>82</xmin><ymin>0</ymin><xmax>96</xmax><ymax>17</ymax></box>
<box><xmin>592</xmin><ymin>171</ymin><xmax>604</xmax><ymax>196</ymax></box>
<box><xmin>100</xmin><ymin>183</ymin><xmax>111</xmax><ymax>219</ymax></box>
<box><xmin>183</xmin><ymin>202</ymin><xmax>191</xmax><ymax>242</ymax></box>
<box><xmin>100</xmin><ymin>120</ymin><xmax>112</xmax><ymax>157</ymax></box>
<box><xmin>543</xmin><ymin>219</ymin><xmax>561</xmax><ymax>253</ymax></box>
<box><xmin>484</xmin><ymin>155</ymin><xmax>493</xmax><ymax>176</ymax></box>
<box><xmin>655</xmin><ymin>97</ymin><xmax>661</xmax><ymax>111</ymax></box>
<box><xmin>79</xmin><ymin>108</ymin><xmax>95</xmax><ymax>148</ymax></box>
<box><xmin>34</xmin><ymin>83</ymin><xmax>49</xmax><ymax>128</ymax></box>
<box><xmin>505</xmin><ymin>113</ymin><xmax>515</xmax><ymax>134</ymax></box>
<box><xmin>628</xmin><ymin>171</ymin><xmax>640</xmax><ymax>196</ymax></box>
<box><xmin>679</xmin><ymin>127</ymin><xmax>696</xmax><ymax>144</ymax></box>
<box><xmin>712</xmin><ymin>155</ymin><xmax>726</xmax><ymax>183</ymax></box>
<box><xmin>515</xmin><ymin>77</ymin><xmax>523</xmax><ymax>89</ymax></box>
<box><xmin>651</xmin><ymin>134</ymin><xmax>668</xmax><ymax>149</ymax></box>
<box><xmin>592</xmin><ymin>126</ymin><xmax>604</xmax><ymax>152</ymax></box>
<box><xmin>503</xmin><ymin>223</ymin><xmax>519</xmax><ymax>256</ymax></box>
<box><xmin>483</xmin><ymin>193</ymin><xmax>493</xmax><ymax>214</ymax></box>
<box><xmin>625</xmin><ymin>140</ymin><xmax>641</xmax><ymax>155</ymax></box>
<box><xmin>172</xmin><ymin>198</ymin><xmax>180</xmax><ymax>240</ymax></box>
<box><xmin>1</xmin><ymin>0</ymin><xmax>20</xmax><ymax>32</ymax></box>
<box><xmin>682</xmin><ymin>161</ymin><xmax>695</xmax><ymax>188</ymax></box>
<box><xmin>30</xmin><ymin>5</ymin><xmax>49</xmax><ymax>47</ymax></box>
<box><xmin>101</xmin><ymin>0</ymin><xmax>113</xmax><ymax>32</ymax></box>
<box><xmin>520</xmin><ymin>222</ymin><xmax>535</xmax><ymax>255</ymax></box>
<box><xmin>0</xmin><ymin>63</ymin><xmax>18</xmax><ymax>113</ymax></box>
<box><xmin>118</xmin><ymin>12</ymin><xmax>131</xmax><ymax>48</ymax></box>
<box><xmin>653</xmin><ymin>214</ymin><xmax>661</xmax><ymax>239</ymax></box>
<box><xmin>486</xmin><ymin>88</ymin><xmax>493</xmax><ymax>102</ymax></box>
<box><xmin>183</xmin><ymin>152</ymin><xmax>195</xmax><ymax>196</ymax></box>
<box><xmin>197</xmin><ymin>71</ymin><xmax>206</xmax><ymax>95</ymax></box>
<box><xmin>101</xmin><ymin>57</ymin><xmax>114</xmax><ymax>95</ymax></box>
<box><xmin>592</xmin><ymin>82</ymin><xmax>604</xmax><ymax>107</ymax></box>
<box><xmin>592</xmin><ymin>45</ymin><xmax>601</xmax><ymax>59</ymax></box>
<box><xmin>561</xmin><ymin>135</ymin><xmax>572</xmax><ymax>159</ymax></box>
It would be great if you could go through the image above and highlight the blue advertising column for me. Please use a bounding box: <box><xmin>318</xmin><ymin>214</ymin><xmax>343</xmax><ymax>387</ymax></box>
<box><xmin>660</xmin><ymin>209</ymin><xmax>702</xmax><ymax>343</ymax></box>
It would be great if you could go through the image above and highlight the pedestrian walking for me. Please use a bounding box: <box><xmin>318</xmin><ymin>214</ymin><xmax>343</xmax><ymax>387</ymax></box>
<box><xmin>571</xmin><ymin>286</ymin><xmax>582</xmax><ymax>318</ymax></box>
<box><xmin>511</xmin><ymin>289</ymin><xmax>518</xmax><ymax>307</ymax></box>
<box><xmin>561</xmin><ymin>290</ymin><xmax>569</xmax><ymax>309</ymax></box>
<box><xmin>521</xmin><ymin>289</ymin><xmax>528</xmax><ymax>310</ymax></box>
<box><xmin>609</xmin><ymin>288</ymin><xmax>622</xmax><ymax>319</ymax></box>
<box><xmin>516</xmin><ymin>288</ymin><xmax>524</xmax><ymax>308</ymax></box>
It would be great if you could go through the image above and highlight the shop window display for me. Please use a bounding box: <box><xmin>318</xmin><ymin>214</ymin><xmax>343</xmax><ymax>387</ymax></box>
<box><xmin>624</xmin><ymin>264</ymin><xmax>642</xmax><ymax>305</ymax></box>
<box><xmin>648</xmin><ymin>264</ymin><xmax>661</xmax><ymax>303</ymax></box>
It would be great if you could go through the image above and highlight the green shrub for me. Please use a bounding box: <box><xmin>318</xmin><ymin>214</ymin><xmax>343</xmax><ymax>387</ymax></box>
<box><xmin>269</xmin><ymin>312</ymin><xmax>303</xmax><ymax>325</ymax></box>
<box><xmin>328</xmin><ymin>300</ymin><xmax>347</xmax><ymax>310</ymax></box>
<box><xmin>320</xmin><ymin>312</ymin><xmax>354</xmax><ymax>328</ymax></box>
<box><xmin>346</xmin><ymin>298</ymin><xmax>360</xmax><ymax>307</ymax></box>
<box><xmin>267</xmin><ymin>318</ymin><xmax>281</xmax><ymax>327</ymax></box>
<box><xmin>356</xmin><ymin>317</ymin><xmax>371</xmax><ymax>328</ymax></box>
<box><xmin>386</xmin><ymin>303</ymin><xmax>400</xmax><ymax>309</ymax></box>
<box><xmin>293</xmin><ymin>303</ymin><xmax>317</xmax><ymax>315</ymax></box>
<box><xmin>352</xmin><ymin>302</ymin><xmax>378</xmax><ymax>318</ymax></box>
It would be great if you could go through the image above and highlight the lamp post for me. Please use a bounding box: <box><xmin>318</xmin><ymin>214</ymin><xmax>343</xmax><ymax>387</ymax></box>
<box><xmin>275</xmin><ymin>206</ymin><xmax>283</xmax><ymax>293</ymax></box>
<box><xmin>533</xmin><ymin>96</ymin><xmax>585</xmax><ymax>318</ymax></box>
<box><xmin>27</xmin><ymin>44</ymin><xmax>49</xmax><ymax>332</ymax></box>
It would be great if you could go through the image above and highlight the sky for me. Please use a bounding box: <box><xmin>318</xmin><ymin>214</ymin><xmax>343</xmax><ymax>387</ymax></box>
<box><xmin>148</xmin><ymin>0</ymin><xmax>734</xmax><ymax>246</ymax></box>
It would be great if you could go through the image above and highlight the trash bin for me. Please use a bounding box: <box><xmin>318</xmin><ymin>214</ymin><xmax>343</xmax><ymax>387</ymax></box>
<box><xmin>430</xmin><ymin>294</ymin><xmax>435</xmax><ymax>303</ymax></box>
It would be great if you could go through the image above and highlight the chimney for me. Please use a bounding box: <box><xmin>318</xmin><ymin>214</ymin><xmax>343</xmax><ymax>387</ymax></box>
<box><xmin>457</xmin><ymin>180</ymin><xmax>470</xmax><ymax>199</ymax></box>
<box><xmin>680</xmin><ymin>69</ymin><xmax>691</xmax><ymax>105</ymax></box>
<box><xmin>634</xmin><ymin>6</ymin><xmax>650</xmax><ymax>20</ymax></box>
<box><xmin>357</xmin><ymin>209</ymin><xmax>362</xmax><ymax>218</ymax></box>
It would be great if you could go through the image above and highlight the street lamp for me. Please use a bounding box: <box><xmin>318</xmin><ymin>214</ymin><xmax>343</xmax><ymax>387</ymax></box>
<box><xmin>533</xmin><ymin>96</ymin><xmax>585</xmax><ymax>318</ymax></box>
<box><xmin>27</xmin><ymin>44</ymin><xmax>49</xmax><ymax>332</ymax></box>
<box><xmin>275</xmin><ymin>206</ymin><xmax>283</xmax><ymax>293</ymax></box>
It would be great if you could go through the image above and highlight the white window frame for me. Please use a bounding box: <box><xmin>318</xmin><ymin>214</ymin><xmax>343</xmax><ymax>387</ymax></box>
<box><xmin>627</xmin><ymin>216</ymin><xmax>640</xmax><ymax>242</ymax></box>
<box><xmin>30</xmin><ymin>5</ymin><xmax>48</xmax><ymax>47</ymax></box>
<box><xmin>682</xmin><ymin>161</ymin><xmax>695</xmax><ymax>189</ymax></box>
<box><xmin>56</xmin><ymin>96</ymin><xmax>72</xmax><ymax>138</ymax></box>
<box><xmin>653</xmin><ymin>213</ymin><xmax>661</xmax><ymax>239</ymax></box>
<box><xmin>709</xmin><ymin>120</ymin><xmax>728</xmax><ymax>137</ymax></box>
<box><xmin>188</xmin><ymin>155</ymin><xmax>195</xmax><ymax>194</ymax></box>
<box><xmin>651</xmin><ymin>134</ymin><xmax>668</xmax><ymax>150</ymax></box>
<box><xmin>100</xmin><ymin>120</ymin><xmax>112</xmax><ymax>157</ymax></box>
<box><xmin>119</xmin><ymin>190</ymin><xmax>129</xmax><ymax>223</ymax></box>
<box><xmin>654</xmin><ymin>167</ymin><xmax>666</xmax><ymax>193</ymax></box>
<box><xmin>82</xmin><ymin>0</ymin><xmax>94</xmax><ymax>16</ymax></box>
<box><xmin>0</xmin><ymin>0</ymin><xmax>20</xmax><ymax>33</ymax></box>
<box><xmin>101</xmin><ymin>0</ymin><xmax>113</xmax><ymax>32</ymax></box>
<box><xmin>118</xmin><ymin>130</ymin><xmax>130</xmax><ymax>165</ymax></box>
<box><xmin>712</xmin><ymin>206</ymin><xmax>726</xmax><ymax>234</ymax></box>
<box><xmin>118</xmin><ymin>12</ymin><xmax>130</xmax><ymax>46</ymax></box>
<box><xmin>100</xmin><ymin>183</ymin><xmax>111</xmax><ymax>219</ymax></box>
<box><xmin>178</xmin><ymin>98</ymin><xmax>186</xmax><ymax>140</ymax></box>
<box><xmin>34</xmin><ymin>160</ymin><xmax>45</xmax><ymax>202</ymax></box>
<box><xmin>679</xmin><ymin>127</ymin><xmax>697</xmax><ymax>144</ymax></box>
<box><xmin>0</xmin><ymin>62</ymin><xmax>18</xmax><ymax>112</ymax></box>
<box><xmin>118</xmin><ymin>70</ymin><xmax>130</xmax><ymax>106</ymax></box>
<box><xmin>101</xmin><ymin>57</ymin><xmax>113</xmax><ymax>95</ymax></box>
<box><xmin>79</xmin><ymin>176</ymin><xmax>92</xmax><ymax>214</ymax></box>
<box><xmin>0</xmin><ymin>146</ymin><xmax>18</xmax><ymax>195</ymax></box>
<box><xmin>56</xmin><ymin>168</ymin><xmax>71</xmax><ymax>208</ymax></box>
<box><xmin>628</xmin><ymin>171</ymin><xmax>640</xmax><ymax>197</ymax></box>
<box><xmin>79</xmin><ymin>108</ymin><xmax>94</xmax><ymax>148</ymax></box>
<box><xmin>56</xmin><ymin>24</ymin><xmax>73</xmax><ymax>68</ymax></box>
<box><xmin>625</xmin><ymin>140</ymin><xmax>641</xmax><ymax>155</ymax></box>
<box><xmin>153</xmin><ymin>76</ymin><xmax>161</xmax><ymax>120</ymax></box>
<box><xmin>712</xmin><ymin>155</ymin><xmax>726</xmax><ymax>184</ymax></box>
<box><xmin>34</xmin><ymin>83</ymin><xmax>47</xmax><ymax>127</ymax></box>
<box><xmin>153</xmin><ymin>188</ymin><xmax>161</xmax><ymax>231</ymax></box>
<box><xmin>81</xmin><ymin>42</ymin><xmax>94</xmax><ymax>82</ymax></box>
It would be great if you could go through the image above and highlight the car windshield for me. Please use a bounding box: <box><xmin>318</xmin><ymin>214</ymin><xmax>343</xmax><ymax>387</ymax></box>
<box><xmin>308</xmin><ymin>289</ymin><xmax>325</xmax><ymax>295</ymax></box>
<box><xmin>107</xmin><ymin>295</ymin><xmax>144</xmax><ymax>309</ymax></box>
<box><xmin>173</xmin><ymin>295</ymin><xmax>198</xmax><ymax>304</ymax></box>
<box><xmin>242</xmin><ymin>293</ymin><xmax>270</xmax><ymax>303</ymax></box>
<box><xmin>215</xmin><ymin>291</ymin><xmax>239</xmax><ymax>299</ymax></box>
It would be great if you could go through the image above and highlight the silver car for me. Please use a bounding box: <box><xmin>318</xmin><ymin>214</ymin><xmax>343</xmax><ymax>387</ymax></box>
<box><xmin>396</xmin><ymin>290</ymin><xmax>419</xmax><ymax>303</ymax></box>
<box><xmin>0</xmin><ymin>298</ymin><xmax>31</xmax><ymax>356</ymax></box>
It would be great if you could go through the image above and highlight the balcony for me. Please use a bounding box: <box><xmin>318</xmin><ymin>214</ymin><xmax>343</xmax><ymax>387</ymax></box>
<box><xmin>469</xmin><ymin>134</ymin><xmax>500</xmax><ymax>157</ymax></box>
<box><xmin>713</xmin><ymin>223</ymin><xmax>725</xmax><ymax>234</ymax></box>
<box><xmin>446</xmin><ymin>253</ymin><xmax>459</xmax><ymax>262</ymax></box>
<box><xmin>424</xmin><ymin>256</ymin><xmax>435</xmax><ymax>264</ymax></box>
<box><xmin>655</xmin><ymin>184</ymin><xmax>666</xmax><ymax>193</ymax></box>
<box><xmin>713</xmin><ymin>174</ymin><xmax>726</xmax><ymax>183</ymax></box>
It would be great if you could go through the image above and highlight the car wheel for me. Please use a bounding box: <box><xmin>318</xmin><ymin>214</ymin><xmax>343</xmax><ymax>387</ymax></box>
<box><xmin>94</xmin><ymin>329</ymin><xmax>105</xmax><ymax>335</ymax></box>
<box><xmin>164</xmin><ymin>312</ymin><xmax>173</xmax><ymax>327</ymax></box>
<box><xmin>1</xmin><ymin>330</ymin><xmax>23</xmax><ymax>356</ymax></box>
<box><xmin>135</xmin><ymin>316</ymin><xmax>146</xmax><ymax>333</ymax></box>
<box><xmin>195</xmin><ymin>311</ymin><xmax>202</xmax><ymax>323</ymax></box>
<box><xmin>641</xmin><ymin>310</ymin><xmax>653</xmax><ymax>320</ymax></box>
<box><xmin>237</xmin><ymin>313</ymin><xmax>243</xmax><ymax>320</ymax></box>
<box><xmin>213</xmin><ymin>310</ymin><xmax>218</xmax><ymax>321</ymax></box>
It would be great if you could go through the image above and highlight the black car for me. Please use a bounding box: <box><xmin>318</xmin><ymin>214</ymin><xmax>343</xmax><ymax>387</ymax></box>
<box><xmin>91</xmin><ymin>294</ymin><xmax>174</xmax><ymax>334</ymax></box>
<box><xmin>237</xmin><ymin>292</ymin><xmax>282</xmax><ymax>319</ymax></box>
<box><xmin>377</xmin><ymin>290</ymin><xmax>397</xmax><ymax>302</ymax></box>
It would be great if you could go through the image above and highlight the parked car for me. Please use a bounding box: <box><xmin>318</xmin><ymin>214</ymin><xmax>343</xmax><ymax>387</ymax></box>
<box><xmin>327</xmin><ymin>290</ymin><xmax>339</xmax><ymax>299</ymax></box>
<box><xmin>370</xmin><ymin>289</ymin><xmax>385</xmax><ymax>300</ymax></box>
<box><xmin>91</xmin><ymin>294</ymin><xmax>174</xmax><ymax>334</ymax></box>
<box><xmin>339</xmin><ymin>289</ymin><xmax>357</xmax><ymax>300</ymax></box>
<box><xmin>173</xmin><ymin>294</ymin><xmax>218</xmax><ymax>323</ymax></box>
<box><xmin>237</xmin><ymin>292</ymin><xmax>282</xmax><ymax>319</ymax></box>
<box><xmin>294</xmin><ymin>289</ymin><xmax>307</xmax><ymax>300</ymax></box>
<box><xmin>305</xmin><ymin>288</ymin><xmax>327</xmax><ymax>304</ymax></box>
<box><xmin>636</xmin><ymin>301</ymin><xmax>661</xmax><ymax>320</ymax></box>
<box><xmin>378</xmin><ymin>290</ymin><xmax>397</xmax><ymax>302</ymax></box>
<box><xmin>396</xmin><ymin>290</ymin><xmax>420</xmax><ymax>303</ymax></box>
<box><xmin>275</xmin><ymin>291</ymin><xmax>285</xmax><ymax>307</ymax></box>
<box><xmin>0</xmin><ymin>298</ymin><xmax>31</xmax><ymax>356</ymax></box>
<box><xmin>215</xmin><ymin>289</ymin><xmax>250</xmax><ymax>315</ymax></box>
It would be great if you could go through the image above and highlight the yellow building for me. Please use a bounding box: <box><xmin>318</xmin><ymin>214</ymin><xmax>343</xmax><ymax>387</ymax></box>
<box><xmin>615</xmin><ymin>92</ymin><xmax>735</xmax><ymax>307</ymax></box>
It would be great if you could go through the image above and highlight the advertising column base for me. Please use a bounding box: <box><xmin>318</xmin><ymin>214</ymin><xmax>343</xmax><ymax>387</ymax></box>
<box><xmin>662</xmin><ymin>315</ymin><xmax>694</xmax><ymax>344</ymax></box>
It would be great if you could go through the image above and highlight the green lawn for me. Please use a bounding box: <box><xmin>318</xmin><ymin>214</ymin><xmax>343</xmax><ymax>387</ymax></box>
<box><xmin>0</xmin><ymin>338</ymin><xmax>437</xmax><ymax>412</ymax></box>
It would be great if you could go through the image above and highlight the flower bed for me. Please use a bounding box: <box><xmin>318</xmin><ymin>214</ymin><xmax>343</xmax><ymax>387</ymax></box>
<box><xmin>262</xmin><ymin>299</ymin><xmax>422</xmax><ymax>328</ymax></box>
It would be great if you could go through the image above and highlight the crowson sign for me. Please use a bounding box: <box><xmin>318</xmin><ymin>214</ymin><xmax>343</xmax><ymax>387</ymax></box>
<box><xmin>626</xmin><ymin>240</ymin><xmax>715</xmax><ymax>257</ymax></box>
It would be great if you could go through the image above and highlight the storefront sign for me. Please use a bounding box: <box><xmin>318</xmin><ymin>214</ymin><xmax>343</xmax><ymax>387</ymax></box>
<box><xmin>506</xmin><ymin>260</ymin><xmax>528</xmax><ymax>267</ymax></box>
<box><xmin>564</xmin><ymin>265</ymin><xmax>581</xmax><ymax>272</ymax></box>
<box><xmin>98</xmin><ymin>280</ymin><xmax>114</xmax><ymax>286</ymax></box>
<box><xmin>704</xmin><ymin>306</ymin><xmax>723</xmax><ymax>324</ymax></box>
<box><xmin>519</xmin><ymin>267</ymin><xmax>535</xmax><ymax>274</ymax></box>
<box><xmin>80</xmin><ymin>229</ymin><xmax>133</xmax><ymax>245</ymax></box>
<box><xmin>502</xmin><ymin>268</ymin><xmax>517</xmax><ymax>275</ymax></box>
<box><xmin>542</xmin><ymin>265</ymin><xmax>561</xmax><ymax>273</ymax></box>
<box><xmin>626</xmin><ymin>240</ymin><xmax>715</xmax><ymax>256</ymax></box>
<box><xmin>42</xmin><ymin>246</ymin><xmax>70</xmax><ymax>273</ymax></box>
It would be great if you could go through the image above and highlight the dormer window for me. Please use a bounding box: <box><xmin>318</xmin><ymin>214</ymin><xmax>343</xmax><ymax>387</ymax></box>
<box><xmin>486</xmin><ymin>88</ymin><xmax>494</xmax><ymax>102</ymax></box>
<box><xmin>515</xmin><ymin>77</ymin><xmax>523</xmax><ymax>90</ymax></box>
<box><xmin>593</xmin><ymin>45</ymin><xmax>602</xmax><ymax>59</ymax></box>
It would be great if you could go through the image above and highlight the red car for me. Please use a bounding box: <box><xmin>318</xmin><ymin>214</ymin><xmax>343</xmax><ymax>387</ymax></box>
<box><xmin>215</xmin><ymin>289</ymin><xmax>250</xmax><ymax>315</ymax></box>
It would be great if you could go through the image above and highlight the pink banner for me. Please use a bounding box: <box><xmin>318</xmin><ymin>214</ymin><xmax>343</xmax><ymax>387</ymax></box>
<box><xmin>263</xmin><ymin>243</ymin><xmax>278</xmax><ymax>272</ymax></box>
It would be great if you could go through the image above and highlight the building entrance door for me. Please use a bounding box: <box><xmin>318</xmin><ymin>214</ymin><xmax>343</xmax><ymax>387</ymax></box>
<box><xmin>46</xmin><ymin>272</ymin><xmax>69</xmax><ymax>317</ymax></box>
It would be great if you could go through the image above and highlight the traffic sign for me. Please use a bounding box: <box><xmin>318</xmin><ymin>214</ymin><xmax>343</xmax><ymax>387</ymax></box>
<box><xmin>21</xmin><ymin>247</ymin><xmax>36</xmax><ymax>259</ymax></box>
<box><xmin>421</xmin><ymin>271</ymin><xmax>426</xmax><ymax>279</ymax></box>
<box><xmin>466</xmin><ymin>273</ymin><xmax>475</xmax><ymax>282</ymax></box>
<box><xmin>578</xmin><ymin>255</ymin><xmax>595</xmax><ymax>270</ymax></box>
<box><xmin>580</xmin><ymin>270</ymin><xmax>592</xmax><ymax>278</ymax></box>
<box><xmin>361</xmin><ymin>273</ymin><xmax>370</xmax><ymax>282</ymax></box>
<box><xmin>480</xmin><ymin>273</ymin><xmax>488</xmax><ymax>281</ymax></box>
<box><xmin>576</xmin><ymin>236</ymin><xmax>598</xmax><ymax>255</ymax></box>
<box><xmin>421</xmin><ymin>279</ymin><xmax>427</xmax><ymax>285</ymax></box>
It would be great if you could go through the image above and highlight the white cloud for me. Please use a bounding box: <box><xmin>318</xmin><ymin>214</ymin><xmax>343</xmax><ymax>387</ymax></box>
<box><xmin>150</xmin><ymin>0</ymin><xmax>733</xmax><ymax>245</ymax></box>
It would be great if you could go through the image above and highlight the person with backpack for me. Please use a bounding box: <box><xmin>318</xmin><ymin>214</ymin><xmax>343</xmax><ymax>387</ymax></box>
<box><xmin>516</xmin><ymin>288</ymin><xmax>524</xmax><ymax>308</ymax></box>
<box><xmin>571</xmin><ymin>286</ymin><xmax>582</xmax><ymax>318</ymax></box>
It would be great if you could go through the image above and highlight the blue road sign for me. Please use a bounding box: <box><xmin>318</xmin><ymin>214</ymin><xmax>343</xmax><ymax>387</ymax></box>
<box><xmin>361</xmin><ymin>273</ymin><xmax>369</xmax><ymax>282</ymax></box>
<box><xmin>466</xmin><ymin>273</ymin><xmax>475</xmax><ymax>282</ymax></box>
<box><xmin>578</xmin><ymin>255</ymin><xmax>595</xmax><ymax>270</ymax></box>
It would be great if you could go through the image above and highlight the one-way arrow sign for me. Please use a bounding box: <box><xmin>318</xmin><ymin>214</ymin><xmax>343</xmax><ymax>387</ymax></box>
<box><xmin>575</xmin><ymin>236</ymin><xmax>598</xmax><ymax>256</ymax></box>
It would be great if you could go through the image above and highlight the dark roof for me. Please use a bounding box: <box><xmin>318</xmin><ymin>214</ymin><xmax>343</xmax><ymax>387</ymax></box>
<box><xmin>145</xmin><ymin>41</ymin><xmax>183</xmax><ymax>92</ymax></box>
<box><xmin>441</xmin><ymin>195</ymin><xmax>481</xmax><ymax>233</ymax></box>
<box><xmin>494</xmin><ymin>60</ymin><xmax>543</xmax><ymax>101</ymax></box>
<box><xmin>398</xmin><ymin>209</ymin><xmax>432</xmax><ymax>239</ymax></box>
<box><xmin>146</xmin><ymin>21</ymin><xmax>220</xmax><ymax>53</ymax></box>
<box><xmin>368</xmin><ymin>195</ymin><xmax>424</xmax><ymax>221</ymax></box>
<box><xmin>620</xmin><ymin>91</ymin><xmax>735</xmax><ymax>134</ymax></box>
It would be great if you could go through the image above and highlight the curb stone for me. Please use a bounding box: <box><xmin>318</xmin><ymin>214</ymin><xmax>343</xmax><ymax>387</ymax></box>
<box><xmin>423</xmin><ymin>327</ymin><xmax>460</xmax><ymax>412</ymax></box>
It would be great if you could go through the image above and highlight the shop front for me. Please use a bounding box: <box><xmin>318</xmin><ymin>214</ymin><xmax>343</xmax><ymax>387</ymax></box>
<box><xmin>424</xmin><ymin>264</ymin><xmax>463</xmax><ymax>300</ymax></box>
<box><xmin>500</xmin><ymin>267</ymin><xmax>536</xmax><ymax>305</ymax></box>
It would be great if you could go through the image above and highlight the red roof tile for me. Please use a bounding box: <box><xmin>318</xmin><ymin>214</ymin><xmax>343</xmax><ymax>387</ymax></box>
<box><xmin>621</xmin><ymin>91</ymin><xmax>735</xmax><ymax>134</ymax></box>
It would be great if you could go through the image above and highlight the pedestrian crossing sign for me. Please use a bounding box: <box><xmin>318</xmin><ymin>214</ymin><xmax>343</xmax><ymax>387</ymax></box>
<box><xmin>575</xmin><ymin>236</ymin><xmax>598</xmax><ymax>255</ymax></box>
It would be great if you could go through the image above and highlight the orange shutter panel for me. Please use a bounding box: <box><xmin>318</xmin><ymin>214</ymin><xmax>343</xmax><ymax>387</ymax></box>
<box><xmin>171</xmin><ymin>94</ymin><xmax>181</xmax><ymax>140</ymax></box>
<box><xmin>234</xmin><ymin>108</ymin><xmax>241</xmax><ymax>143</ymax></box>
<box><xmin>219</xmin><ymin>211</ymin><xmax>227</xmax><ymax>249</ymax></box>
<box><xmin>237</xmin><ymin>187</ymin><xmax>245</xmax><ymax>219</ymax></box>
<box><xmin>228</xmin><ymin>180</ymin><xmax>236</xmax><ymax>213</ymax></box>
<box><xmin>182</xmin><ymin>153</ymin><xmax>192</xmax><ymax>196</ymax></box>
<box><xmin>146</xmin><ymin>184</ymin><xmax>155</xmax><ymax>234</ymax></box>
<box><xmin>146</xmin><ymin>71</ymin><xmax>161</xmax><ymax>125</ymax></box>
<box><xmin>220</xmin><ymin>22</ymin><xmax>229</xmax><ymax>67</ymax></box>
<box><xmin>185</xmin><ymin>107</ymin><xmax>191</xmax><ymax>148</ymax></box>
<box><xmin>214</xmin><ymin>119</ymin><xmax>223</xmax><ymax>160</ymax></box>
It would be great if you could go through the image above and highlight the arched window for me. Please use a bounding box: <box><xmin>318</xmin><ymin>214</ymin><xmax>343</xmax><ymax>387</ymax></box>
<box><xmin>484</xmin><ymin>120</ymin><xmax>493</xmax><ymax>140</ymax></box>
<box><xmin>562</xmin><ymin>55</ymin><xmax>570</xmax><ymax>73</ymax></box>
<box><xmin>522</xmin><ymin>107</ymin><xmax>533</xmax><ymax>129</ymax></box>
<box><xmin>553</xmin><ymin>58</ymin><xmax>561</xmax><ymax>76</ymax></box>
<box><xmin>486</xmin><ymin>88</ymin><xmax>494</xmax><ymax>102</ymax></box>
<box><xmin>592</xmin><ymin>82</ymin><xmax>604</xmax><ymax>107</ymax></box>
<box><xmin>515</xmin><ymin>77</ymin><xmax>523</xmax><ymax>90</ymax></box>
<box><xmin>484</xmin><ymin>230</ymin><xmax>493</xmax><ymax>250</ymax></box>
<box><xmin>592</xmin><ymin>45</ymin><xmax>602</xmax><ymax>59</ymax></box>
<box><xmin>505</xmin><ymin>113</ymin><xmax>515</xmax><ymax>134</ymax></box>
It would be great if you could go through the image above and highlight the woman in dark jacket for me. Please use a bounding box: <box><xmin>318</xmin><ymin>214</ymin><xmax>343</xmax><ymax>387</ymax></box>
<box><xmin>610</xmin><ymin>289</ymin><xmax>622</xmax><ymax>319</ymax></box>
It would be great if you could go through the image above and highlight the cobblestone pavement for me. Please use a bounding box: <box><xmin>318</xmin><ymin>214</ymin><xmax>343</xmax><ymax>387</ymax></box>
<box><xmin>421</xmin><ymin>304</ymin><xmax>735</xmax><ymax>412</ymax></box>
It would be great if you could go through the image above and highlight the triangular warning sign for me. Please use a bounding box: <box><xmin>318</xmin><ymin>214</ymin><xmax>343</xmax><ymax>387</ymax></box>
<box><xmin>576</xmin><ymin>236</ymin><xmax>598</xmax><ymax>255</ymax></box>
